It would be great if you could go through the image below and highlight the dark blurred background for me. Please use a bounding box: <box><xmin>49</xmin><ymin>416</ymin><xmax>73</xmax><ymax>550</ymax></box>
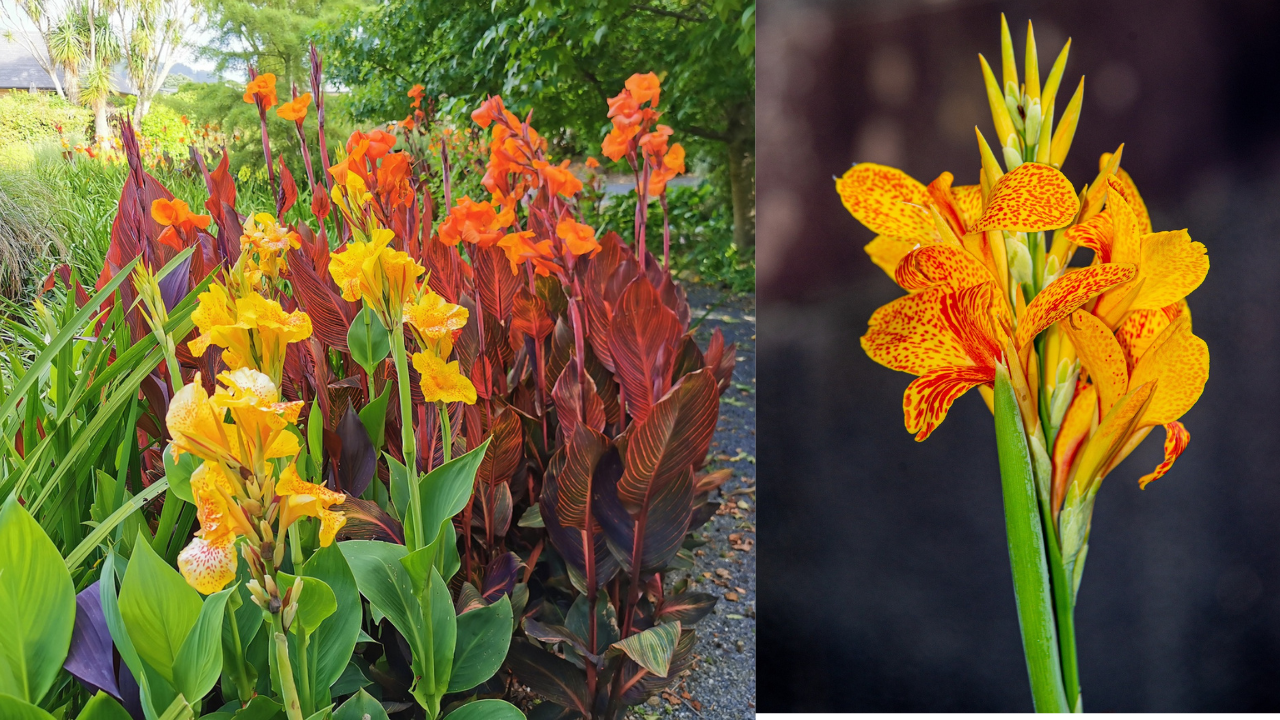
<box><xmin>757</xmin><ymin>0</ymin><xmax>1280</xmax><ymax>711</ymax></box>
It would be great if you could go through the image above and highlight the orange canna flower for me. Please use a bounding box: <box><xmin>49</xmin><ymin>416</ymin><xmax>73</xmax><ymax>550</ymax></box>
<box><xmin>607</xmin><ymin>90</ymin><xmax>643</xmax><ymax>130</ymax></box>
<box><xmin>438</xmin><ymin>196</ymin><xmax>514</xmax><ymax>248</ymax></box>
<box><xmin>152</xmin><ymin>197</ymin><xmax>212</xmax><ymax>232</ymax></box>
<box><xmin>602</xmin><ymin>124</ymin><xmax>639</xmax><ymax>162</ymax></box>
<box><xmin>647</xmin><ymin>142</ymin><xmax>686</xmax><ymax>195</ymax></box>
<box><xmin>535</xmin><ymin>159</ymin><xmax>583</xmax><ymax>198</ymax></box>
<box><xmin>400</xmin><ymin>115</ymin><xmax>417</xmax><ymax>130</ymax></box>
<box><xmin>412</xmin><ymin>350</ymin><xmax>477</xmax><ymax>405</ymax></box>
<box><xmin>585</xmin><ymin>156</ymin><xmax>600</xmax><ymax>170</ymax></box>
<box><xmin>640</xmin><ymin>124</ymin><xmax>673</xmax><ymax>158</ymax></box>
<box><xmin>625</xmin><ymin>72</ymin><xmax>661</xmax><ymax>107</ymax></box>
<box><xmin>243</xmin><ymin>73</ymin><xmax>278</xmax><ymax>109</ymax></box>
<box><xmin>471</xmin><ymin>95</ymin><xmax>507</xmax><ymax>128</ymax></box>
<box><xmin>556</xmin><ymin>217</ymin><xmax>601</xmax><ymax>257</ymax></box>
<box><xmin>408</xmin><ymin>83</ymin><xmax>425</xmax><ymax>108</ymax></box>
<box><xmin>276</xmin><ymin>92</ymin><xmax>311</xmax><ymax>122</ymax></box>
<box><xmin>497</xmin><ymin>230</ymin><xmax>558</xmax><ymax>276</ymax></box>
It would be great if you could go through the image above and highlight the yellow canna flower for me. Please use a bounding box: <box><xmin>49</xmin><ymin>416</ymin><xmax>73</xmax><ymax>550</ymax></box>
<box><xmin>189</xmin><ymin>284</ymin><xmax>313</xmax><ymax>386</ymax></box>
<box><xmin>178</xmin><ymin>535</ymin><xmax>238</xmax><ymax>595</ymax></box>
<box><xmin>275</xmin><ymin>463</ymin><xmax>347</xmax><ymax>546</ymax></box>
<box><xmin>404</xmin><ymin>290</ymin><xmax>468</xmax><ymax>356</ymax></box>
<box><xmin>167</xmin><ymin>370</ymin><xmax>302</xmax><ymax>477</ymax></box>
<box><xmin>328</xmin><ymin>226</ymin><xmax>425</xmax><ymax>328</ymax></box>
<box><xmin>239</xmin><ymin>213</ymin><xmax>301</xmax><ymax>282</ymax></box>
<box><xmin>412</xmin><ymin>350</ymin><xmax>477</xmax><ymax>405</ymax></box>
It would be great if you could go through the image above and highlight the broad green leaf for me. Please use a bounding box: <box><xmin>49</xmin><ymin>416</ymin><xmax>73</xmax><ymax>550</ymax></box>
<box><xmin>173</xmin><ymin>586</ymin><xmax>233</xmax><ymax>701</ymax></box>
<box><xmin>0</xmin><ymin>496</ymin><xmax>75</xmax><ymax>704</ymax></box>
<box><xmin>339</xmin><ymin>541</ymin><xmax>426</xmax><ymax>660</ymax></box>
<box><xmin>231</xmin><ymin>694</ymin><xmax>282</xmax><ymax>720</ymax></box>
<box><xmin>611</xmin><ymin>621</ymin><xmax>681</xmax><ymax>678</ymax></box>
<box><xmin>387</xmin><ymin>454</ymin><xmax>409</xmax><ymax>525</ymax></box>
<box><xmin>274</xmin><ymin>574</ymin><xmax>336</xmax><ymax>635</ymax></box>
<box><xmin>118</xmin><ymin>533</ymin><xmax>203</xmax><ymax>684</ymax></box>
<box><xmin>76</xmin><ymin>691</ymin><xmax>133</xmax><ymax>720</ymax></box>
<box><xmin>447</xmin><ymin>596</ymin><xmax>512</xmax><ymax>693</ymax></box>
<box><xmin>0</xmin><ymin>693</ymin><xmax>55</xmax><ymax>720</ymax></box>
<box><xmin>429</xmin><ymin>568</ymin><xmax>456</xmax><ymax>695</ymax></box>
<box><xmin>329</xmin><ymin>661</ymin><xmax>371</xmax><ymax>696</ymax></box>
<box><xmin>306</xmin><ymin>399</ymin><xmax>324</xmax><ymax>479</ymax></box>
<box><xmin>332</xmin><ymin>689</ymin><xmax>388</xmax><ymax>720</ymax></box>
<box><xmin>419</xmin><ymin>440</ymin><xmax>490</xmax><ymax>534</ymax></box>
<box><xmin>442</xmin><ymin>699</ymin><xmax>526</xmax><ymax>720</ymax></box>
<box><xmin>347</xmin><ymin>307</ymin><xmax>391</xmax><ymax>376</ymax></box>
<box><xmin>359</xmin><ymin>386</ymin><xmax>391</xmax><ymax>451</ymax></box>
<box><xmin>300</xmin><ymin>543</ymin><xmax>362</xmax><ymax>690</ymax></box>
<box><xmin>155</xmin><ymin>694</ymin><xmax>193</xmax><ymax>720</ymax></box>
<box><xmin>162</xmin><ymin>447</ymin><xmax>200</xmax><ymax>504</ymax></box>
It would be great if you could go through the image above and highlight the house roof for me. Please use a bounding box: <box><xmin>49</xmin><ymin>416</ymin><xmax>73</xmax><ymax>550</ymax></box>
<box><xmin>0</xmin><ymin>34</ymin><xmax>135</xmax><ymax>93</ymax></box>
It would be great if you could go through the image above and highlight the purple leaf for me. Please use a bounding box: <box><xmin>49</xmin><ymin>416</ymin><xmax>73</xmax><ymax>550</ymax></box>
<box><xmin>64</xmin><ymin>582</ymin><xmax>120</xmax><ymax>699</ymax></box>
<box><xmin>336</xmin><ymin>406</ymin><xmax>375</xmax><ymax>497</ymax></box>
<box><xmin>481</xmin><ymin>552</ymin><xmax>520</xmax><ymax>603</ymax></box>
<box><xmin>157</xmin><ymin>252</ymin><xmax>192</xmax><ymax>311</ymax></box>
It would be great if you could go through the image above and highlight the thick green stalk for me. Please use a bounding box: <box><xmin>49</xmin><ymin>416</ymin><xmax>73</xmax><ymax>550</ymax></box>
<box><xmin>272</xmin><ymin>615</ymin><xmax>304</xmax><ymax>720</ymax></box>
<box><xmin>391</xmin><ymin>330</ymin><xmax>423</xmax><ymax>550</ymax></box>
<box><xmin>437</xmin><ymin>401</ymin><xmax>452</xmax><ymax>464</ymax></box>
<box><xmin>296</xmin><ymin>628</ymin><xmax>313</xmax><ymax>717</ymax></box>
<box><xmin>993</xmin><ymin>365</ymin><xmax>1069</xmax><ymax>713</ymax></box>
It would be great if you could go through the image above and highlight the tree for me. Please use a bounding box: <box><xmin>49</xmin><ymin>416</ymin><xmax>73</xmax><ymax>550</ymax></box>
<box><xmin>323</xmin><ymin>0</ymin><xmax>756</xmax><ymax>254</ymax></box>
<box><xmin>198</xmin><ymin>0</ymin><xmax>365</xmax><ymax>89</ymax></box>
<box><xmin>1</xmin><ymin>0</ymin><xmax>72</xmax><ymax>98</ymax></box>
<box><xmin>115</xmin><ymin>0</ymin><xmax>196</xmax><ymax>123</ymax></box>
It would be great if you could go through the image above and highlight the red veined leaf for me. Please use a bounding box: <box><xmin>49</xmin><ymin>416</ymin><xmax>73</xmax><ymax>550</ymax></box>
<box><xmin>552</xmin><ymin>361</ymin><xmax>606</xmax><ymax>439</ymax></box>
<box><xmin>472</xmin><ymin>243</ymin><xmax>520</xmax><ymax>320</ymax></box>
<box><xmin>481</xmin><ymin>551</ymin><xmax>520</xmax><ymax>603</ymax></box>
<box><xmin>654</xmin><ymin>591</ymin><xmax>718</xmax><ymax>625</ymax></box>
<box><xmin>671</xmin><ymin>334</ymin><xmax>705</xmax><ymax>384</ymax></box>
<box><xmin>492</xmin><ymin>480</ymin><xmax>513</xmax><ymax>538</ymax></box>
<box><xmin>277</xmin><ymin>156</ymin><xmax>298</xmax><ymax>217</ymax></box>
<box><xmin>657</xmin><ymin>272</ymin><xmax>691</xmax><ymax>329</ymax></box>
<box><xmin>333</xmin><ymin>497</ymin><xmax>404</xmax><ymax>544</ymax></box>
<box><xmin>608</xmin><ymin>275</ymin><xmax>682</xmax><ymax>424</ymax></box>
<box><xmin>580</xmin><ymin>231</ymin><xmax>628</xmax><ymax>371</ymax></box>
<box><xmin>702</xmin><ymin>327</ymin><xmax>737</xmax><ymax>395</ymax></box>
<box><xmin>619</xmin><ymin>629</ymin><xmax>697</xmax><ymax>705</ymax></box>
<box><xmin>478</xmin><ymin>406</ymin><xmax>524</xmax><ymax>488</ymax></box>
<box><xmin>504</xmin><ymin>641</ymin><xmax>592</xmax><ymax>717</ymax></box>
<box><xmin>511</xmin><ymin>286</ymin><xmax>553</xmax><ymax>342</ymax></box>
<box><xmin>288</xmin><ymin>246</ymin><xmax>353</xmax><ymax>351</ymax></box>
<box><xmin>540</xmin><ymin>428</ymin><xmax>620</xmax><ymax>589</ymax></box>
<box><xmin>335</xmin><ymin>405</ymin><xmax>376</xmax><ymax>497</ymax></box>
<box><xmin>545</xmin><ymin>317</ymin><xmax>573</xmax><ymax>391</ymax></box>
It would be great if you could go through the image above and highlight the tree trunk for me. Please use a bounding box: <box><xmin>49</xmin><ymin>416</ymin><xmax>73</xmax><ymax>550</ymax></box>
<box><xmin>726</xmin><ymin>130</ymin><xmax>755</xmax><ymax>257</ymax></box>
<box><xmin>94</xmin><ymin>97</ymin><xmax>109</xmax><ymax>143</ymax></box>
<box><xmin>65</xmin><ymin>68</ymin><xmax>81</xmax><ymax>106</ymax></box>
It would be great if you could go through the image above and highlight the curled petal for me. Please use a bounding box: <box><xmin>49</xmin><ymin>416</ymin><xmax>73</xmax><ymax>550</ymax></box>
<box><xmin>1052</xmin><ymin>383</ymin><xmax>1097</xmax><ymax>516</ymax></box>
<box><xmin>903</xmin><ymin>366</ymin><xmax>993</xmax><ymax>441</ymax></box>
<box><xmin>178</xmin><ymin>536</ymin><xmax>237</xmax><ymax>594</ymax></box>
<box><xmin>1138</xmin><ymin>421</ymin><xmax>1190</xmax><ymax>488</ymax></box>
<box><xmin>1130</xmin><ymin>230</ymin><xmax>1209</xmax><ymax>311</ymax></box>
<box><xmin>836</xmin><ymin>163</ymin><xmax>933</xmax><ymax>239</ymax></box>
<box><xmin>1064</xmin><ymin>212</ymin><xmax>1113</xmax><ymax>262</ymax></box>
<box><xmin>973</xmin><ymin>162</ymin><xmax>1081</xmax><ymax>232</ymax></box>
<box><xmin>1098</xmin><ymin>154</ymin><xmax>1152</xmax><ymax>234</ymax></box>
<box><xmin>862</xmin><ymin>288</ymin><xmax>979</xmax><ymax>376</ymax></box>
<box><xmin>1015</xmin><ymin>263</ymin><xmax>1137</xmax><ymax>348</ymax></box>
<box><xmin>894</xmin><ymin>245</ymin><xmax>992</xmax><ymax>292</ymax></box>
<box><xmin>864</xmin><ymin>235</ymin><xmax>924</xmax><ymax>279</ymax></box>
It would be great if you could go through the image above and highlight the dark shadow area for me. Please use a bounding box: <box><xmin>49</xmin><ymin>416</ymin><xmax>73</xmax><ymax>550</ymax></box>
<box><xmin>758</xmin><ymin>0</ymin><xmax>1280</xmax><ymax>711</ymax></box>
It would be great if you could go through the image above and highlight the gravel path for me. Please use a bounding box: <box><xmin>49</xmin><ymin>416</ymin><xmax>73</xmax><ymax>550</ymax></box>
<box><xmin>633</xmin><ymin>285</ymin><xmax>757</xmax><ymax>719</ymax></box>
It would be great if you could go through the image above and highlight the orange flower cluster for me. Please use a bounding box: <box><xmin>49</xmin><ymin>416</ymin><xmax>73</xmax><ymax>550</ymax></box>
<box><xmin>439</xmin><ymin>196</ymin><xmax>514</xmax><ymax>247</ymax></box>
<box><xmin>151</xmin><ymin>197</ymin><xmax>212</xmax><ymax>250</ymax></box>
<box><xmin>243</xmin><ymin>73</ymin><xmax>278</xmax><ymax>109</ymax></box>
<box><xmin>276</xmin><ymin>92</ymin><xmax>311</xmax><ymax>123</ymax></box>
<box><xmin>601</xmin><ymin>73</ymin><xmax>686</xmax><ymax>194</ymax></box>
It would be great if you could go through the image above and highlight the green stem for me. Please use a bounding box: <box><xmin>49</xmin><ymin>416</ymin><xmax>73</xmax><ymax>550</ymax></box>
<box><xmin>296</xmin><ymin>628</ymin><xmax>313</xmax><ymax>717</ymax></box>
<box><xmin>272</xmin><ymin>615</ymin><xmax>304</xmax><ymax>720</ymax></box>
<box><xmin>993</xmin><ymin>366</ymin><xmax>1069</xmax><ymax>713</ymax></box>
<box><xmin>289</xmin><ymin>523</ymin><xmax>303</xmax><ymax>569</ymax></box>
<box><xmin>392</xmin><ymin>329</ymin><xmax>423</xmax><ymax>550</ymax></box>
<box><xmin>226</xmin><ymin>609</ymin><xmax>253</xmax><ymax>705</ymax></box>
<box><xmin>437</xmin><ymin>401</ymin><xmax>452</xmax><ymax>464</ymax></box>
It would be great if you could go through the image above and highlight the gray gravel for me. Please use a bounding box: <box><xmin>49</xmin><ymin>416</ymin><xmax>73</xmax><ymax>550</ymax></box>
<box><xmin>632</xmin><ymin>285</ymin><xmax>757</xmax><ymax>719</ymax></box>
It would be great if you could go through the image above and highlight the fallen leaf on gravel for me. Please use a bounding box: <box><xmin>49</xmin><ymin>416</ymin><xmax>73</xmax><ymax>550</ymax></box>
<box><xmin>724</xmin><ymin>591</ymin><xmax>739</xmax><ymax>601</ymax></box>
<box><xmin>702</xmin><ymin>571</ymin><xmax>713</xmax><ymax>579</ymax></box>
<box><xmin>715</xmin><ymin>568</ymin><xmax>731</xmax><ymax>579</ymax></box>
<box><xmin>735</xmin><ymin>586</ymin><xmax>746</xmax><ymax>593</ymax></box>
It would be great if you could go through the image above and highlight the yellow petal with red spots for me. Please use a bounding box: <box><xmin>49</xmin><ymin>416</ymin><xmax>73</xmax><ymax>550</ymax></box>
<box><xmin>1105</xmin><ymin>176</ymin><xmax>1142</xmax><ymax>266</ymax></box>
<box><xmin>836</xmin><ymin>164</ymin><xmax>934</xmax><ymax>239</ymax></box>
<box><xmin>903</xmin><ymin>366</ymin><xmax>993</xmax><ymax>441</ymax></box>
<box><xmin>1014</xmin><ymin>263</ymin><xmax>1137</xmax><ymax>348</ymax></box>
<box><xmin>864</xmin><ymin>235</ymin><xmax>924</xmax><ymax>279</ymax></box>
<box><xmin>972</xmin><ymin>162</ymin><xmax>1081</xmax><ymax>232</ymax></box>
<box><xmin>1063</xmin><ymin>212</ymin><xmax>1113</xmax><ymax>262</ymax></box>
<box><xmin>1130</xmin><ymin>316</ymin><xmax>1209</xmax><ymax>427</ymax></box>
<box><xmin>1138</xmin><ymin>421</ymin><xmax>1190</xmax><ymax>488</ymax></box>
<box><xmin>894</xmin><ymin>245</ymin><xmax>992</xmax><ymax>292</ymax></box>
<box><xmin>1099</xmin><ymin>154</ymin><xmax>1152</xmax><ymax>235</ymax></box>
<box><xmin>1129</xmin><ymin>230</ymin><xmax>1209</xmax><ymax>311</ymax></box>
<box><xmin>863</xmin><ymin>284</ymin><xmax>1003</xmax><ymax>375</ymax></box>
<box><xmin>1115</xmin><ymin>308</ymin><xmax>1170</xmax><ymax>371</ymax></box>
<box><xmin>1071</xmin><ymin>380</ymin><xmax>1157</xmax><ymax>495</ymax></box>
<box><xmin>1052</xmin><ymin>382</ymin><xmax>1097</xmax><ymax>516</ymax></box>
<box><xmin>177</xmin><ymin>536</ymin><xmax>238</xmax><ymax>594</ymax></box>
<box><xmin>952</xmin><ymin>185</ymin><xmax>984</xmax><ymax>229</ymax></box>
<box><xmin>1062</xmin><ymin>310</ymin><xmax>1129</xmax><ymax>417</ymax></box>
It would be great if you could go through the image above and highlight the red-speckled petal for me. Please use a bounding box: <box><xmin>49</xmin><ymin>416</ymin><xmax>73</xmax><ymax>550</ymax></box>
<box><xmin>1131</xmin><ymin>317</ymin><xmax>1209</xmax><ymax>427</ymax></box>
<box><xmin>894</xmin><ymin>244</ymin><xmax>992</xmax><ymax>292</ymax></box>
<box><xmin>837</xmin><ymin>163</ymin><xmax>934</xmax><ymax>238</ymax></box>
<box><xmin>973</xmin><ymin>162</ymin><xmax>1081</xmax><ymax>232</ymax></box>
<box><xmin>1099</xmin><ymin>153</ymin><xmax>1152</xmax><ymax>235</ymax></box>
<box><xmin>952</xmin><ymin>184</ymin><xmax>984</xmax><ymax>229</ymax></box>
<box><xmin>903</xmin><ymin>366</ymin><xmax>993</xmax><ymax>441</ymax></box>
<box><xmin>1015</xmin><ymin>263</ymin><xmax>1137</xmax><ymax>347</ymax></box>
<box><xmin>177</xmin><ymin>536</ymin><xmax>237</xmax><ymax>594</ymax></box>
<box><xmin>1061</xmin><ymin>310</ymin><xmax>1130</xmax><ymax>417</ymax></box>
<box><xmin>1138</xmin><ymin>421</ymin><xmax>1189</xmax><ymax>488</ymax></box>
<box><xmin>1116</xmin><ymin>308</ymin><xmax>1170</xmax><ymax>371</ymax></box>
<box><xmin>1064</xmin><ymin>212</ymin><xmax>1114</xmax><ymax>263</ymax></box>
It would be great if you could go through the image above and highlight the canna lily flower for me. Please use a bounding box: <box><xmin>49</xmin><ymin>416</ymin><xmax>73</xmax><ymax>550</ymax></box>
<box><xmin>151</xmin><ymin>198</ymin><xmax>212</xmax><ymax>249</ymax></box>
<box><xmin>243</xmin><ymin>73</ymin><xmax>278</xmax><ymax>109</ymax></box>
<box><xmin>497</xmin><ymin>230</ymin><xmax>558</xmax><ymax>277</ymax></box>
<box><xmin>556</xmin><ymin>216</ymin><xmax>601</xmax><ymax>258</ymax></box>
<box><xmin>408</xmin><ymin>83</ymin><xmax>425</xmax><ymax>108</ymax></box>
<box><xmin>648</xmin><ymin>142</ymin><xmax>686</xmax><ymax>195</ymax></box>
<box><xmin>167</xmin><ymin>370</ymin><xmax>302</xmax><ymax>474</ymax></box>
<box><xmin>189</xmin><ymin>284</ymin><xmax>313</xmax><ymax>385</ymax></box>
<box><xmin>585</xmin><ymin>156</ymin><xmax>601</xmax><ymax>170</ymax></box>
<box><xmin>328</xmin><ymin>226</ymin><xmax>425</xmax><ymax>327</ymax></box>
<box><xmin>276</xmin><ymin>92</ymin><xmax>312</xmax><ymax>123</ymax></box>
<box><xmin>535</xmin><ymin>159</ymin><xmax>583</xmax><ymax>197</ymax></box>
<box><xmin>275</xmin><ymin>463</ymin><xmax>347</xmax><ymax>546</ymax></box>
<box><xmin>412</xmin><ymin>350</ymin><xmax>477</xmax><ymax>405</ymax></box>
<box><xmin>602</xmin><ymin>124</ymin><xmax>640</xmax><ymax>162</ymax></box>
<box><xmin>438</xmin><ymin>196</ymin><xmax>514</xmax><ymax>247</ymax></box>
<box><xmin>177</xmin><ymin>461</ymin><xmax>248</xmax><ymax>593</ymax></box>
<box><xmin>405</xmin><ymin>290</ymin><xmax>468</xmax><ymax>356</ymax></box>
<box><xmin>348</xmin><ymin>128</ymin><xmax>396</xmax><ymax>160</ymax></box>
<box><xmin>239</xmin><ymin>213</ymin><xmax>301</xmax><ymax>282</ymax></box>
<box><xmin>625</xmin><ymin>72</ymin><xmax>661</xmax><ymax>107</ymax></box>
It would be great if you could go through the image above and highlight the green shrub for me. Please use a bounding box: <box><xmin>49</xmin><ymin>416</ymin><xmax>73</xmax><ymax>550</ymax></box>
<box><xmin>0</xmin><ymin>92</ymin><xmax>91</xmax><ymax>148</ymax></box>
